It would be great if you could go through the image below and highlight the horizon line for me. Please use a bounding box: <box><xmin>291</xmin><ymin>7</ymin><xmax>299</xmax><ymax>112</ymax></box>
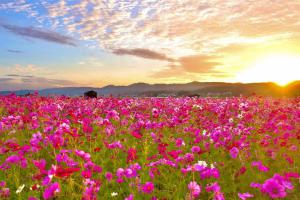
<box><xmin>1</xmin><ymin>80</ymin><xmax>299</xmax><ymax>92</ymax></box>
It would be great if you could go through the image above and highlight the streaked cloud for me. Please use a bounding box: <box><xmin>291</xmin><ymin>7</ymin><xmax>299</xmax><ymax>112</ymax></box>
<box><xmin>0</xmin><ymin>23</ymin><xmax>77</xmax><ymax>46</ymax></box>
<box><xmin>7</xmin><ymin>49</ymin><xmax>23</xmax><ymax>53</ymax></box>
<box><xmin>6</xmin><ymin>74</ymin><xmax>33</xmax><ymax>78</ymax></box>
<box><xmin>0</xmin><ymin>75</ymin><xmax>77</xmax><ymax>91</ymax></box>
<box><xmin>113</xmin><ymin>48</ymin><xmax>174</xmax><ymax>61</ymax></box>
<box><xmin>2</xmin><ymin>64</ymin><xmax>57</xmax><ymax>81</ymax></box>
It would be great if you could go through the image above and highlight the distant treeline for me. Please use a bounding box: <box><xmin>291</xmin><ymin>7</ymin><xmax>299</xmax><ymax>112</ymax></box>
<box><xmin>1</xmin><ymin>81</ymin><xmax>299</xmax><ymax>97</ymax></box>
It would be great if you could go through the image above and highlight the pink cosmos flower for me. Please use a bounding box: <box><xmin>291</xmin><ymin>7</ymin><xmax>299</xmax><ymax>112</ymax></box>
<box><xmin>284</xmin><ymin>172</ymin><xmax>300</xmax><ymax>179</ymax></box>
<box><xmin>0</xmin><ymin>181</ymin><xmax>5</xmax><ymax>187</ymax></box>
<box><xmin>82</xmin><ymin>170</ymin><xmax>92</xmax><ymax>179</ymax></box>
<box><xmin>55</xmin><ymin>166</ymin><xmax>80</xmax><ymax>178</ymax></box>
<box><xmin>206</xmin><ymin>182</ymin><xmax>220</xmax><ymax>193</ymax></box>
<box><xmin>167</xmin><ymin>150</ymin><xmax>182</xmax><ymax>159</ymax></box>
<box><xmin>206</xmin><ymin>182</ymin><xmax>224</xmax><ymax>200</ymax></box>
<box><xmin>0</xmin><ymin>188</ymin><xmax>10</xmax><ymax>198</ymax></box>
<box><xmin>82</xmin><ymin>178</ymin><xmax>100</xmax><ymax>200</ymax></box>
<box><xmin>131</xmin><ymin>131</ymin><xmax>142</xmax><ymax>139</ymax></box>
<box><xmin>107</xmin><ymin>141</ymin><xmax>123</xmax><ymax>149</ymax></box>
<box><xmin>43</xmin><ymin>182</ymin><xmax>60</xmax><ymax>200</ymax></box>
<box><xmin>125</xmin><ymin>168</ymin><xmax>134</xmax><ymax>178</ymax></box>
<box><xmin>176</xmin><ymin>138</ymin><xmax>185</xmax><ymax>147</ymax></box>
<box><xmin>152</xmin><ymin>108</ymin><xmax>159</xmax><ymax>118</ymax></box>
<box><xmin>250</xmin><ymin>182</ymin><xmax>261</xmax><ymax>188</ymax></box>
<box><xmin>261</xmin><ymin>178</ymin><xmax>286</xmax><ymax>198</ymax></box>
<box><xmin>214</xmin><ymin>193</ymin><xmax>225</xmax><ymax>200</ymax></box>
<box><xmin>200</xmin><ymin>168</ymin><xmax>220</xmax><ymax>179</ymax></box>
<box><xmin>105</xmin><ymin>172</ymin><xmax>113</xmax><ymax>182</ymax></box>
<box><xmin>188</xmin><ymin>181</ymin><xmax>201</xmax><ymax>198</ymax></box>
<box><xmin>116</xmin><ymin>168</ymin><xmax>125</xmax><ymax>178</ymax></box>
<box><xmin>229</xmin><ymin>147</ymin><xmax>239</xmax><ymax>159</ymax></box>
<box><xmin>184</xmin><ymin>153</ymin><xmax>195</xmax><ymax>162</ymax></box>
<box><xmin>149</xmin><ymin>167</ymin><xmax>160</xmax><ymax>179</ymax></box>
<box><xmin>141</xmin><ymin>182</ymin><xmax>154</xmax><ymax>194</ymax></box>
<box><xmin>74</xmin><ymin>150</ymin><xmax>91</xmax><ymax>161</ymax></box>
<box><xmin>251</xmin><ymin>161</ymin><xmax>269</xmax><ymax>172</ymax></box>
<box><xmin>125</xmin><ymin>194</ymin><xmax>134</xmax><ymax>200</ymax></box>
<box><xmin>191</xmin><ymin>146</ymin><xmax>201</xmax><ymax>153</ymax></box>
<box><xmin>238</xmin><ymin>192</ymin><xmax>254</xmax><ymax>200</ymax></box>
<box><xmin>235</xmin><ymin>166</ymin><xmax>247</xmax><ymax>178</ymax></box>
<box><xmin>127</xmin><ymin>148</ymin><xmax>137</xmax><ymax>163</ymax></box>
<box><xmin>33</xmin><ymin>159</ymin><xmax>46</xmax><ymax>171</ymax></box>
<box><xmin>6</xmin><ymin>155</ymin><xmax>20</xmax><ymax>163</ymax></box>
<box><xmin>28</xmin><ymin>197</ymin><xmax>38</xmax><ymax>200</ymax></box>
<box><xmin>260</xmin><ymin>174</ymin><xmax>293</xmax><ymax>199</ymax></box>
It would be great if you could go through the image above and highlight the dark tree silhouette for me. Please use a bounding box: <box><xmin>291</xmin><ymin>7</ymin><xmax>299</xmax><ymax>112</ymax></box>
<box><xmin>84</xmin><ymin>90</ymin><xmax>97</xmax><ymax>98</ymax></box>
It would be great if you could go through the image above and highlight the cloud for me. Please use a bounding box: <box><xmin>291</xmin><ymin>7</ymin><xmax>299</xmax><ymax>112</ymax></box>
<box><xmin>0</xmin><ymin>75</ymin><xmax>77</xmax><ymax>91</ymax></box>
<box><xmin>6</xmin><ymin>74</ymin><xmax>33</xmax><ymax>78</ymax></box>
<box><xmin>151</xmin><ymin>54</ymin><xmax>222</xmax><ymax>79</ymax></box>
<box><xmin>2</xmin><ymin>64</ymin><xmax>60</xmax><ymax>81</ymax></box>
<box><xmin>0</xmin><ymin>1</ymin><xmax>38</xmax><ymax>17</ymax></box>
<box><xmin>2</xmin><ymin>0</ymin><xmax>300</xmax><ymax>84</ymax></box>
<box><xmin>10</xmin><ymin>64</ymin><xmax>41</xmax><ymax>74</ymax></box>
<box><xmin>0</xmin><ymin>78</ymin><xmax>14</xmax><ymax>82</ymax></box>
<box><xmin>7</xmin><ymin>49</ymin><xmax>23</xmax><ymax>53</ymax></box>
<box><xmin>150</xmin><ymin>65</ymin><xmax>186</xmax><ymax>78</ymax></box>
<box><xmin>113</xmin><ymin>48</ymin><xmax>174</xmax><ymax>61</ymax></box>
<box><xmin>2</xmin><ymin>1</ymin><xmax>300</xmax><ymax>57</ymax></box>
<box><xmin>33</xmin><ymin>1</ymin><xmax>300</xmax><ymax>54</ymax></box>
<box><xmin>179</xmin><ymin>55</ymin><xmax>221</xmax><ymax>73</ymax></box>
<box><xmin>0</xmin><ymin>23</ymin><xmax>77</xmax><ymax>46</ymax></box>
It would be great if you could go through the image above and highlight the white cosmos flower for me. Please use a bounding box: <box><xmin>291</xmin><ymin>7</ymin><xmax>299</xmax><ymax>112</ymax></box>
<box><xmin>197</xmin><ymin>160</ymin><xmax>208</xmax><ymax>167</ymax></box>
<box><xmin>193</xmin><ymin>105</ymin><xmax>202</xmax><ymax>110</ymax></box>
<box><xmin>111</xmin><ymin>192</ymin><xmax>118</xmax><ymax>197</ymax></box>
<box><xmin>16</xmin><ymin>184</ymin><xmax>25</xmax><ymax>194</ymax></box>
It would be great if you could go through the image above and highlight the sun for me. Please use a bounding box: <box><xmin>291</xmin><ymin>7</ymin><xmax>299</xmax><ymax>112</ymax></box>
<box><xmin>237</xmin><ymin>54</ymin><xmax>300</xmax><ymax>86</ymax></box>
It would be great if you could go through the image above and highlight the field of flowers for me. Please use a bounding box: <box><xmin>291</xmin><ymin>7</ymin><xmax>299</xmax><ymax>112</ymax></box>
<box><xmin>0</xmin><ymin>94</ymin><xmax>299</xmax><ymax>200</ymax></box>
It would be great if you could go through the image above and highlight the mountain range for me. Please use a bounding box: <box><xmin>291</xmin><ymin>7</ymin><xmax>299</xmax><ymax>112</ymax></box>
<box><xmin>0</xmin><ymin>81</ymin><xmax>299</xmax><ymax>97</ymax></box>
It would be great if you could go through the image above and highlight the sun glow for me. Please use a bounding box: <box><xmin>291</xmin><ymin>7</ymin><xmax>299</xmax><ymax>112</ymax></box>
<box><xmin>237</xmin><ymin>54</ymin><xmax>300</xmax><ymax>86</ymax></box>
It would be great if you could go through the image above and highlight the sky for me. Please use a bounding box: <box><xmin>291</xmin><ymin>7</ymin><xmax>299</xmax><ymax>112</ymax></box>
<box><xmin>0</xmin><ymin>0</ymin><xmax>300</xmax><ymax>90</ymax></box>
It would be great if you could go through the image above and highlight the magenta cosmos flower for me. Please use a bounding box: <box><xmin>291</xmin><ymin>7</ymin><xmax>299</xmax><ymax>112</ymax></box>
<box><xmin>125</xmin><ymin>194</ymin><xmax>134</xmax><ymax>200</ymax></box>
<box><xmin>191</xmin><ymin>146</ymin><xmax>201</xmax><ymax>153</ymax></box>
<box><xmin>230</xmin><ymin>147</ymin><xmax>239</xmax><ymax>159</ymax></box>
<box><xmin>141</xmin><ymin>182</ymin><xmax>154</xmax><ymax>194</ymax></box>
<box><xmin>43</xmin><ymin>182</ymin><xmax>60</xmax><ymax>200</ymax></box>
<box><xmin>238</xmin><ymin>192</ymin><xmax>254</xmax><ymax>200</ymax></box>
<box><xmin>105</xmin><ymin>172</ymin><xmax>113</xmax><ymax>182</ymax></box>
<box><xmin>188</xmin><ymin>181</ymin><xmax>201</xmax><ymax>198</ymax></box>
<box><xmin>251</xmin><ymin>161</ymin><xmax>269</xmax><ymax>172</ymax></box>
<box><xmin>261</xmin><ymin>174</ymin><xmax>293</xmax><ymax>199</ymax></box>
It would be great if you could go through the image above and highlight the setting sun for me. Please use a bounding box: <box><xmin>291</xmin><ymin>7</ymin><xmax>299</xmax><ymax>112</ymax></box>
<box><xmin>237</xmin><ymin>54</ymin><xmax>300</xmax><ymax>86</ymax></box>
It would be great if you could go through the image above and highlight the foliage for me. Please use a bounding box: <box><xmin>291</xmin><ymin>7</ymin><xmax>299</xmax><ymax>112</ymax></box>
<box><xmin>0</xmin><ymin>94</ymin><xmax>299</xmax><ymax>199</ymax></box>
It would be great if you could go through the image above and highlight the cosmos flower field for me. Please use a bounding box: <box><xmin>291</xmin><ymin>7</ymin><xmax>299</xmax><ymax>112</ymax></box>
<box><xmin>0</xmin><ymin>95</ymin><xmax>299</xmax><ymax>200</ymax></box>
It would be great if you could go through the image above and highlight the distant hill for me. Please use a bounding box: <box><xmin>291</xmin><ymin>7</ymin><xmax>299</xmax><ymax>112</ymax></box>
<box><xmin>0</xmin><ymin>81</ymin><xmax>299</xmax><ymax>97</ymax></box>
